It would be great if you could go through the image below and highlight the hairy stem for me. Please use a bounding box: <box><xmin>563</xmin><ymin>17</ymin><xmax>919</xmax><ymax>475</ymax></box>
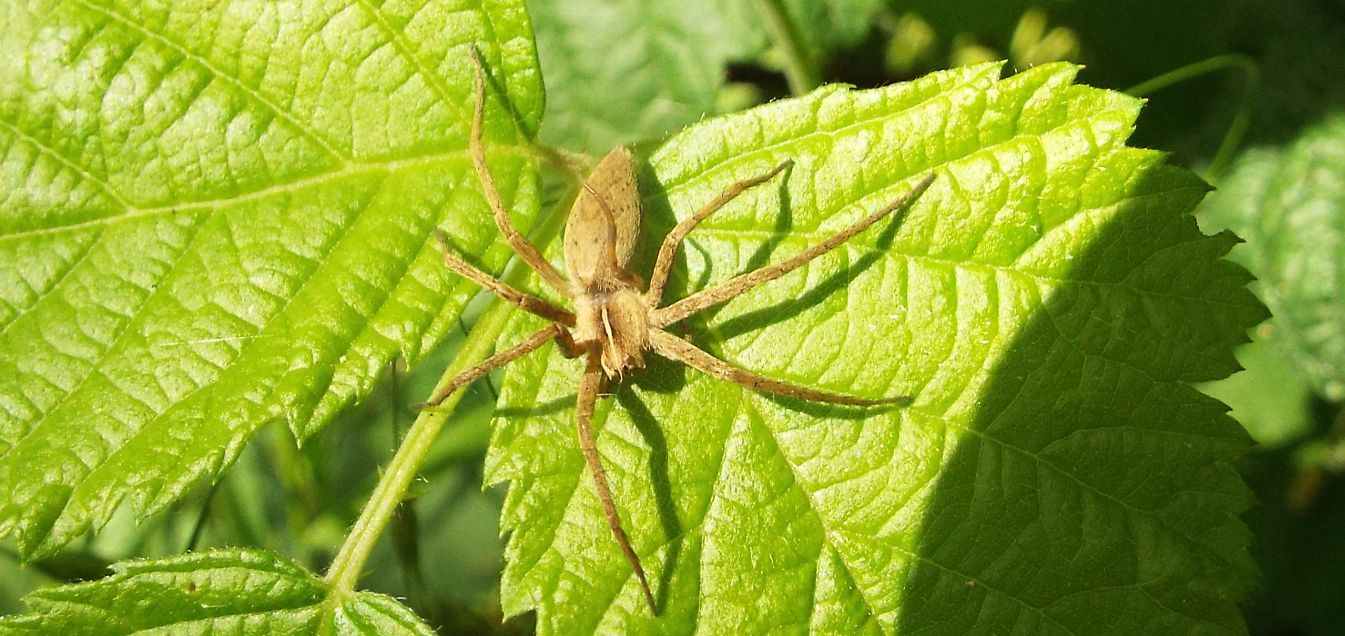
<box><xmin>325</xmin><ymin>165</ymin><xmax>568</xmax><ymax>594</ymax></box>
<box><xmin>325</xmin><ymin>293</ymin><xmax>514</xmax><ymax>593</ymax></box>
<box><xmin>1125</xmin><ymin>54</ymin><xmax>1260</xmax><ymax>181</ymax></box>
<box><xmin>755</xmin><ymin>0</ymin><xmax>819</xmax><ymax>95</ymax></box>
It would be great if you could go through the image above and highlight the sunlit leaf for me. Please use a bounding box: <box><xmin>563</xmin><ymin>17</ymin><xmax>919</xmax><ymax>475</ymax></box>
<box><xmin>0</xmin><ymin>0</ymin><xmax>541</xmax><ymax>558</ymax></box>
<box><xmin>488</xmin><ymin>62</ymin><xmax>1264</xmax><ymax>633</ymax></box>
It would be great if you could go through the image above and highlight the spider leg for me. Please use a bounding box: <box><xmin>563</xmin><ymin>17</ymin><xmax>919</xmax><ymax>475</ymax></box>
<box><xmin>415</xmin><ymin>324</ymin><xmax>564</xmax><ymax>409</ymax></box>
<box><xmin>649</xmin><ymin>328</ymin><xmax>911</xmax><ymax>406</ymax></box>
<box><xmin>645</xmin><ymin>159</ymin><xmax>792</xmax><ymax>305</ymax></box>
<box><xmin>432</xmin><ymin>230</ymin><xmax>574</xmax><ymax>326</ymax></box>
<box><xmin>553</xmin><ymin>328</ymin><xmax>583</xmax><ymax>358</ymax></box>
<box><xmin>468</xmin><ymin>47</ymin><xmax>571</xmax><ymax>296</ymax></box>
<box><xmin>653</xmin><ymin>173</ymin><xmax>936</xmax><ymax>327</ymax></box>
<box><xmin>597</xmin><ymin>373</ymin><xmax>613</xmax><ymax>396</ymax></box>
<box><xmin>576</xmin><ymin>351</ymin><xmax>657</xmax><ymax>613</ymax></box>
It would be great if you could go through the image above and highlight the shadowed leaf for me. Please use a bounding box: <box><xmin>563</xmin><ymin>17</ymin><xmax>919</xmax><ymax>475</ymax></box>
<box><xmin>1200</xmin><ymin>113</ymin><xmax>1345</xmax><ymax>400</ymax></box>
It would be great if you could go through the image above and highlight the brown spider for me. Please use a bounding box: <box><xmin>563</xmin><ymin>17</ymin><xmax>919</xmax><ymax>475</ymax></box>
<box><xmin>419</xmin><ymin>49</ymin><xmax>935</xmax><ymax>614</ymax></box>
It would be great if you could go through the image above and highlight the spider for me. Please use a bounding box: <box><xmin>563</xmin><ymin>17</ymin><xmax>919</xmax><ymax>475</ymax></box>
<box><xmin>419</xmin><ymin>49</ymin><xmax>936</xmax><ymax>614</ymax></box>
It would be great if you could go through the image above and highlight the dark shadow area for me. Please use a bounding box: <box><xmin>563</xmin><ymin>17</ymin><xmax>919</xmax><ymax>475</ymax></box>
<box><xmin>681</xmin><ymin>241</ymin><xmax>714</xmax><ymax>296</ymax></box>
<box><xmin>894</xmin><ymin>167</ymin><xmax>1262</xmax><ymax>632</ymax></box>
<box><xmin>724</xmin><ymin>61</ymin><xmax>792</xmax><ymax>104</ymax></box>
<box><xmin>734</xmin><ymin>162</ymin><xmax>798</xmax><ymax>289</ymax></box>
<box><xmin>493</xmin><ymin>394</ymin><xmax>571</xmax><ymax>419</ymax></box>
<box><xmin>627</xmin><ymin>153</ymin><xmax>678</xmax><ymax>280</ymax></box>
<box><xmin>474</xmin><ymin>46</ymin><xmax>541</xmax><ymax>141</ymax></box>
<box><xmin>631</xmin><ymin>157</ymin><xmax>796</xmax><ymax>321</ymax></box>
<box><xmin>1239</xmin><ymin>432</ymin><xmax>1345</xmax><ymax>636</ymax></box>
<box><xmin>613</xmin><ymin>386</ymin><xmax>683</xmax><ymax>607</ymax></box>
<box><xmin>712</xmin><ymin>192</ymin><xmax>911</xmax><ymax>341</ymax></box>
<box><xmin>625</xmin><ymin>349</ymin><xmax>688</xmax><ymax>396</ymax></box>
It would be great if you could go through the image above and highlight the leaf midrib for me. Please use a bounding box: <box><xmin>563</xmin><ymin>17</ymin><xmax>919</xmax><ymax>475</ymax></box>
<box><xmin>0</xmin><ymin>149</ymin><xmax>490</xmax><ymax>242</ymax></box>
<box><xmin>16</xmin><ymin>192</ymin><xmax>461</xmax><ymax>543</ymax></box>
<box><xmin>6</xmin><ymin>0</ymin><xmax>531</xmax><ymax>242</ymax></box>
<box><xmin>0</xmin><ymin>144</ymin><xmax>528</xmax><ymax>543</ymax></box>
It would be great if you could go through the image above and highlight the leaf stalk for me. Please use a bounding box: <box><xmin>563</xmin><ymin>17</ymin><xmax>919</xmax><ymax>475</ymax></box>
<box><xmin>755</xmin><ymin>0</ymin><xmax>821</xmax><ymax>95</ymax></box>
<box><xmin>1125</xmin><ymin>54</ymin><xmax>1260</xmax><ymax>181</ymax></box>
<box><xmin>325</xmin><ymin>159</ymin><xmax>567</xmax><ymax>594</ymax></box>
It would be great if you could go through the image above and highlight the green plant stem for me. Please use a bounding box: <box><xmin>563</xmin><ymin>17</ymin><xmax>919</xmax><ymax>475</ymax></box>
<box><xmin>1125</xmin><ymin>54</ymin><xmax>1260</xmax><ymax>181</ymax></box>
<box><xmin>324</xmin><ymin>165</ymin><xmax>568</xmax><ymax>594</ymax></box>
<box><xmin>325</xmin><ymin>298</ymin><xmax>515</xmax><ymax>593</ymax></box>
<box><xmin>755</xmin><ymin>0</ymin><xmax>819</xmax><ymax>95</ymax></box>
<box><xmin>266</xmin><ymin>421</ymin><xmax>319</xmax><ymax>550</ymax></box>
<box><xmin>184</xmin><ymin>483</ymin><xmax>219</xmax><ymax>552</ymax></box>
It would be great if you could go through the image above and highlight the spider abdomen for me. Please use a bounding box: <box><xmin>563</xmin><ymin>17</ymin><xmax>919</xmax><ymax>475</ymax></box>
<box><xmin>563</xmin><ymin>147</ymin><xmax>641</xmax><ymax>291</ymax></box>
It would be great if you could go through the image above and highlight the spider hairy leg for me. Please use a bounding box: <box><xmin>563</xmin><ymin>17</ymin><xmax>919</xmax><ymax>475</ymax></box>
<box><xmin>431</xmin><ymin>230</ymin><xmax>575</xmax><ymax>326</ymax></box>
<box><xmin>576</xmin><ymin>352</ymin><xmax>658</xmax><ymax>613</ymax></box>
<box><xmin>649</xmin><ymin>328</ymin><xmax>911</xmax><ymax>406</ymax></box>
<box><xmin>645</xmin><ymin>159</ymin><xmax>794</xmax><ymax>306</ymax></box>
<box><xmin>415</xmin><ymin>324</ymin><xmax>564</xmax><ymax>410</ymax></box>
<box><xmin>468</xmin><ymin>46</ymin><xmax>571</xmax><ymax>296</ymax></box>
<box><xmin>457</xmin><ymin>47</ymin><xmax>660</xmax><ymax>614</ymax></box>
<box><xmin>654</xmin><ymin>172</ymin><xmax>937</xmax><ymax>327</ymax></box>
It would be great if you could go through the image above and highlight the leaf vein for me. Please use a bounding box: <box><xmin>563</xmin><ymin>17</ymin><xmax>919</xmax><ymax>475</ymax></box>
<box><xmin>651</xmin><ymin>68</ymin><xmax>1000</xmax><ymax>196</ymax></box>
<box><xmin>0</xmin><ymin>228</ymin><xmax>105</xmax><ymax>339</ymax></box>
<box><xmin>63</xmin><ymin>0</ymin><xmax>349</xmax><ymax>163</ymax></box>
<box><xmin>0</xmin><ymin>117</ymin><xmax>135</xmax><ymax>212</ymax></box>
<box><xmin>349</xmin><ymin>0</ymin><xmax>469</xmax><ymax>126</ymax></box>
<box><xmin>0</xmin><ymin>214</ymin><xmax>213</xmax><ymax>506</ymax></box>
<box><xmin>742</xmin><ymin>399</ymin><xmax>1075</xmax><ymax>634</ymax></box>
<box><xmin>0</xmin><ymin>149</ymin><xmax>490</xmax><ymax>243</ymax></box>
<box><xmin>68</xmin><ymin>172</ymin><xmax>398</xmax><ymax>528</ymax></box>
<box><xmin>689</xmin><ymin>228</ymin><xmax>1255</xmax><ymax>313</ymax></box>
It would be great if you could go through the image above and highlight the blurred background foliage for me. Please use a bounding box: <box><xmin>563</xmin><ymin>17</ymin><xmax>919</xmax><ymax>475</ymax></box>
<box><xmin>3</xmin><ymin>0</ymin><xmax>1342</xmax><ymax>633</ymax></box>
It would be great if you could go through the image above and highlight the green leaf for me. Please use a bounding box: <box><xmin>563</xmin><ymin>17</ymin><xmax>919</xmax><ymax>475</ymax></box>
<box><xmin>528</xmin><ymin>0</ymin><xmax>752</xmax><ymax>149</ymax></box>
<box><xmin>1199</xmin><ymin>113</ymin><xmax>1345</xmax><ymax>400</ymax></box>
<box><xmin>0</xmin><ymin>549</ymin><xmax>433</xmax><ymax>634</ymax></box>
<box><xmin>1199</xmin><ymin>329</ymin><xmax>1314</xmax><ymax>447</ymax></box>
<box><xmin>529</xmin><ymin>0</ymin><xmax>883</xmax><ymax>149</ymax></box>
<box><xmin>763</xmin><ymin>0</ymin><xmax>888</xmax><ymax>66</ymax></box>
<box><xmin>486</xmin><ymin>63</ymin><xmax>1264</xmax><ymax>632</ymax></box>
<box><xmin>0</xmin><ymin>0</ymin><xmax>542</xmax><ymax>557</ymax></box>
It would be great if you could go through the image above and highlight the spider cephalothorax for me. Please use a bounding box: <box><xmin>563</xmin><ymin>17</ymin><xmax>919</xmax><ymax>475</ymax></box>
<box><xmin>418</xmin><ymin>48</ymin><xmax>935</xmax><ymax>613</ymax></box>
